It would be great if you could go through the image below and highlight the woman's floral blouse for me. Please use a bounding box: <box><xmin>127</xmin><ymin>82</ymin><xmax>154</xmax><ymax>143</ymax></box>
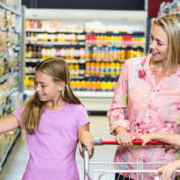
<box><xmin>107</xmin><ymin>54</ymin><xmax>180</xmax><ymax>179</ymax></box>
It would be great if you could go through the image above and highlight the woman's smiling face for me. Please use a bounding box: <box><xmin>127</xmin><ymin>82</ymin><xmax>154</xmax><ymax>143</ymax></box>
<box><xmin>149</xmin><ymin>24</ymin><xmax>169</xmax><ymax>63</ymax></box>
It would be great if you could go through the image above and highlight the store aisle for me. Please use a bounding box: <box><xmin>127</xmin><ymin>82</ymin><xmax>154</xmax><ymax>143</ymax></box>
<box><xmin>0</xmin><ymin>116</ymin><xmax>117</xmax><ymax>180</ymax></box>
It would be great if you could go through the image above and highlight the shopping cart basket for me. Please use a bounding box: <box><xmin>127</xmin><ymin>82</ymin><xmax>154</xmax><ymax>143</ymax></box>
<box><xmin>83</xmin><ymin>138</ymin><xmax>180</xmax><ymax>180</ymax></box>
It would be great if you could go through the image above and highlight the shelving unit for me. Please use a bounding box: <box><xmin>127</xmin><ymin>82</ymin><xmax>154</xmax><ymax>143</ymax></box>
<box><xmin>24</xmin><ymin>8</ymin><xmax>147</xmax><ymax>111</ymax></box>
<box><xmin>0</xmin><ymin>0</ymin><xmax>24</xmax><ymax>172</ymax></box>
<box><xmin>0</xmin><ymin>128</ymin><xmax>20</xmax><ymax>172</ymax></box>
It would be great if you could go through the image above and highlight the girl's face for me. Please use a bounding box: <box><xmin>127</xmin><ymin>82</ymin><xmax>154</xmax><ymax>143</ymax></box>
<box><xmin>34</xmin><ymin>71</ymin><xmax>64</xmax><ymax>102</ymax></box>
<box><xmin>149</xmin><ymin>24</ymin><xmax>169</xmax><ymax>63</ymax></box>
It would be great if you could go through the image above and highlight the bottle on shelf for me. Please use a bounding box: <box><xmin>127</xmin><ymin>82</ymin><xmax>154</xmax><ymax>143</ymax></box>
<box><xmin>32</xmin><ymin>46</ymin><xmax>37</xmax><ymax>58</ymax></box>
<box><xmin>41</xmin><ymin>47</ymin><xmax>47</xmax><ymax>59</ymax></box>
<box><xmin>95</xmin><ymin>62</ymin><xmax>100</xmax><ymax>75</ymax></box>
<box><xmin>60</xmin><ymin>48</ymin><xmax>66</xmax><ymax>59</ymax></box>
<box><xmin>51</xmin><ymin>48</ymin><xmax>56</xmax><ymax>58</ymax></box>
<box><xmin>69</xmin><ymin>48</ymin><xmax>75</xmax><ymax>60</ymax></box>
<box><xmin>25</xmin><ymin>46</ymin><xmax>29</xmax><ymax>59</ymax></box>
<box><xmin>74</xmin><ymin>63</ymin><xmax>80</xmax><ymax>76</ymax></box>
<box><xmin>29</xmin><ymin>46</ymin><xmax>33</xmax><ymax>59</ymax></box>
<box><xmin>110</xmin><ymin>62</ymin><xmax>116</xmax><ymax>75</ymax></box>
<box><xmin>69</xmin><ymin>63</ymin><xmax>75</xmax><ymax>76</ymax></box>
<box><xmin>115</xmin><ymin>62</ymin><xmax>121</xmax><ymax>76</ymax></box>
<box><xmin>100</xmin><ymin>62</ymin><xmax>105</xmax><ymax>76</ymax></box>
<box><xmin>85</xmin><ymin>61</ymin><xmax>90</xmax><ymax>75</ymax></box>
<box><xmin>105</xmin><ymin>62</ymin><xmax>110</xmax><ymax>76</ymax></box>
<box><xmin>75</xmin><ymin>48</ymin><xmax>80</xmax><ymax>59</ymax></box>
<box><xmin>79</xmin><ymin>64</ymin><xmax>85</xmax><ymax>76</ymax></box>
<box><xmin>37</xmin><ymin>45</ymin><xmax>42</xmax><ymax>59</ymax></box>
<box><xmin>79</xmin><ymin>48</ymin><xmax>85</xmax><ymax>60</ymax></box>
<box><xmin>90</xmin><ymin>61</ymin><xmax>95</xmax><ymax>75</ymax></box>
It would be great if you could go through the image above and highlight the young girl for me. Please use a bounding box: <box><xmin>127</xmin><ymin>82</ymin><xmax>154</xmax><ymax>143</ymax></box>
<box><xmin>0</xmin><ymin>58</ymin><xmax>94</xmax><ymax>180</ymax></box>
<box><xmin>138</xmin><ymin>133</ymin><xmax>180</xmax><ymax>180</ymax></box>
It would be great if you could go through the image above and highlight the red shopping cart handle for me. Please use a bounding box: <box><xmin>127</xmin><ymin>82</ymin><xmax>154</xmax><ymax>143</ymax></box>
<box><xmin>97</xmin><ymin>139</ymin><xmax>168</xmax><ymax>145</ymax></box>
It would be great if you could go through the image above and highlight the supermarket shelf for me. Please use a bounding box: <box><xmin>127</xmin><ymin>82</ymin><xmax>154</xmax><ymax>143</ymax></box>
<box><xmin>85</xmin><ymin>30</ymin><xmax>145</xmax><ymax>34</ymax></box>
<box><xmin>0</xmin><ymin>74</ymin><xmax>9</xmax><ymax>84</ymax></box>
<box><xmin>0</xmin><ymin>3</ymin><xmax>21</xmax><ymax>16</ymax></box>
<box><xmin>26</xmin><ymin>41</ymin><xmax>85</xmax><ymax>46</ymax></box>
<box><xmin>0</xmin><ymin>129</ymin><xmax>20</xmax><ymax>172</ymax></box>
<box><xmin>25</xmin><ymin>59</ymin><xmax>86</xmax><ymax>63</ymax></box>
<box><xmin>6</xmin><ymin>87</ymin><xmax>19</xmax><ymax>97</ymax></box>
<box><xmin>85</xmin><ymin>44</ymin><xmax>145</xmax><ymax>48</ymax></box>
<box><xmin>26</xmin><ymin>28</ymin><xmax>84</xmax><ymax>33</ymax></box>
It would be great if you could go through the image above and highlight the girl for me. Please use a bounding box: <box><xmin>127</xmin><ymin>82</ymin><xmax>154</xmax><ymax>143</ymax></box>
<box><xmin>0</xmin><ymin>58</ymin><xmax>94</xmax><ymax>180</ymax></box>
<box><xmin>138</xmin><ymin>133</ymin><xmax>180</xmax><ymax>180</ymax></box>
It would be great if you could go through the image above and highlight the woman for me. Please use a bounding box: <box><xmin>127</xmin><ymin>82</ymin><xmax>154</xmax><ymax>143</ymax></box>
<box><xmin>107</xmin><ymin>13</ymin><xmax>180</xmax><ymax>180</ymax></box>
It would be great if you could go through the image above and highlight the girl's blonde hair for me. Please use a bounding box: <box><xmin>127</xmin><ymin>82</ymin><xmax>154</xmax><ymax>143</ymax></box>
<box><xmin>150</xmin><ymin>13</ymin><xmax>180</xmax><ymax>73</ymax></box>
<box><xmin>22</xmin><ymin>58</ymin><xmax>82</xmax><ymax>135</ymax></box>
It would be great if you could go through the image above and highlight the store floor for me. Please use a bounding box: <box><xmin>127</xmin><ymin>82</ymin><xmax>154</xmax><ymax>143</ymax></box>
<box><xmin>0</xmin><ymin>116</ymin><xmax>117</xmax><ymax>180</ymax></box>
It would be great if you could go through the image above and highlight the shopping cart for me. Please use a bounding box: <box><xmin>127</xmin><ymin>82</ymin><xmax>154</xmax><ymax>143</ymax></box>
<box><xmin>83</xmin><ymin>138</ymin><xmax>180</xmax><ymax>180</ymax></box>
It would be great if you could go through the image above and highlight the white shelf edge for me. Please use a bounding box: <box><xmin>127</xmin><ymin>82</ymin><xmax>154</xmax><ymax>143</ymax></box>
<box><xmin>26</xmin><ymin>28</ymin><xmax>84</xmax><ymax>33</ymax></box>
<box><xmin>25</xmin><ymin>58</ymin><xmax>125</xmax><ymax>63</ymax></box>
<box><xmin>0</xmin><ymin>3</ymin><xmax>21</xmax><ymax>16</ymax></box>
<box><xmin>24</xmin><ymin>90</ymin><xmax>114</xmax><ymax>98</ymax></box>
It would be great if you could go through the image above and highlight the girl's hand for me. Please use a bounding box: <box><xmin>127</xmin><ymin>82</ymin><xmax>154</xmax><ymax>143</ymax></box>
<box><xmin>155</xmin><ymin>161</ymin><xmax>178</xmax><ymax>180</ymax></box>
<box><xmin>116</xmin><ymin>132</ymin><xmax>136</xmax><ymax>147</ymax></box>
<box><xmin>138</xmin><ymin>134</ymin><xmax>154</xmax><ymax>146</ymax></box>
<box><xmin>78</xmin><ymin>131</ymin><xmax>94</xmax><ymax>157</ymax></box>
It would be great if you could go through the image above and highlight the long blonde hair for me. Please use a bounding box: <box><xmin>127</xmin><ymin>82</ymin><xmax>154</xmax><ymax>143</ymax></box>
<box><xmin>22</xmin><ymin>58</ymin><xmax>82</xmax><ymax>135</ymax></box>
<box><xmin>150</xmin><ymin>13</ymin><xmax>180</xmax><ymax>74</ymax></box>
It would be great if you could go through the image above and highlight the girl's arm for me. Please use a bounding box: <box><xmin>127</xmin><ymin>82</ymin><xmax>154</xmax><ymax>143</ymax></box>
<box><xmin>77</xmin><ymin>123</ymin><xmax>94</xmax><ymax>159</ymax></box>
<box><xmin>0</xmin><ymin>114</ymin><xmax>20</xmax><ymax>134</ymax></box>
<box><xmin>155</xmin><ymin>160</ymin><xmax>180</xmax><ymax>180</ymax></box>
<box><xmin>138</xmin><ymin>133</ymin><xmax>180</xmax><ymax>146</ymax></box>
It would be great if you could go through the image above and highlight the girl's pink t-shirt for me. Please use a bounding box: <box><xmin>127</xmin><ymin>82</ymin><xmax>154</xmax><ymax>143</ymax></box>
<box><xmin>107</xmin><ymin>54</ymin><xmax>180</xmax><ymax>179</ymax></box>
<box><xmin>13</xmin><ymin>103</ymin><xmax>89</xmax><ymax>180</ymax></box>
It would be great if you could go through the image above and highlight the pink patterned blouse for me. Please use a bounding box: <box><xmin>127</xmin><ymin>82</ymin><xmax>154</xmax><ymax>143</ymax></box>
<box><xmin>107</xmin><ymin>54</ymin><xmax>180</xmax><ymax>179</ymax></box>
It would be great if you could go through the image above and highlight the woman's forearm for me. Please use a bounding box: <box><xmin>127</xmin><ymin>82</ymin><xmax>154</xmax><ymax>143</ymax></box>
<box><xmin>115</xmin><ymin>126</ymin><xmax>127</xmax><ymax>134</ymax></box>
<box><xmin>152</xmin><ymin>133</ymin><xmax>180</xmax><ymax>146</ymax></box>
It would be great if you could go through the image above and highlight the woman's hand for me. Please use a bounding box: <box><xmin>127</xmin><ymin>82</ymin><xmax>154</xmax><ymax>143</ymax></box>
<box><xmin>138</xmin><ymin>134</ymin><xmax>154</xmax><ymax>146</ymax></box>
<box><xmin>155</xmin><ymin>161</ymin><xmax>178</xmax><ymax>180</ymax></box>
<box><xmin>78</xmin><ymin>131</ymin><xmax>94</xmax><ymax>158</ymax></box>
<box><xmin>116</xmin><ymin>131</ymin><xmax>136</xmax><ymax>147</ymax></box>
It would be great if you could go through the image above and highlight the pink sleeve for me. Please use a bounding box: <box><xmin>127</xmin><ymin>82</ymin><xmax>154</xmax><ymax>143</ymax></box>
<box><xmin>107</xmin><ymin>61</ymin><xmax>129</xmax><ymax>135</ymax></box>
<box><xmin>76</xmin><ymin>105</ymin><xmax>90</xmax><ymax>130</ymax></box>
<box><xmin>12</xmin><ymin>104</ymin><xmax>26</xmax><ymax>129</ymax></box>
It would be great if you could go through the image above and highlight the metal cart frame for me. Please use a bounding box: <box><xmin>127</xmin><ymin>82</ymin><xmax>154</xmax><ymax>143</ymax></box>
<box><xmin>83</xmin><ymin>138</ymin><xmax>180</xmax><ymax>180</ymax></box>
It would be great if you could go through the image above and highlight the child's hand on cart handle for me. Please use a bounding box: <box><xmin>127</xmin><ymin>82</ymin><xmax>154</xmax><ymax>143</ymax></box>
<box><xmin>78</xmin><ymin>131</ymin><xmax>94</xmax><ymax>158</ymax></box>
<box><xmin>138</xmin><ymin>134</ymin><xmax>154</xmax><ymax>146</ymax></box>
<box><xmin>155</xmin><ymin>160</ymin><xmax>179</xmax><ymax>180</ymax></box>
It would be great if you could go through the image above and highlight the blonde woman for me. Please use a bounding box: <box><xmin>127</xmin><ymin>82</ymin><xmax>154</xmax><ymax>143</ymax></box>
<box><xmin>0</xmin><ymin>58</ymin><xmax>94</xmax><ymax>180</ymax></box>
<box><xmin>107</xmin><ymin>13</ymin><xmax>180</xmax><ymax>180</ymax></box>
